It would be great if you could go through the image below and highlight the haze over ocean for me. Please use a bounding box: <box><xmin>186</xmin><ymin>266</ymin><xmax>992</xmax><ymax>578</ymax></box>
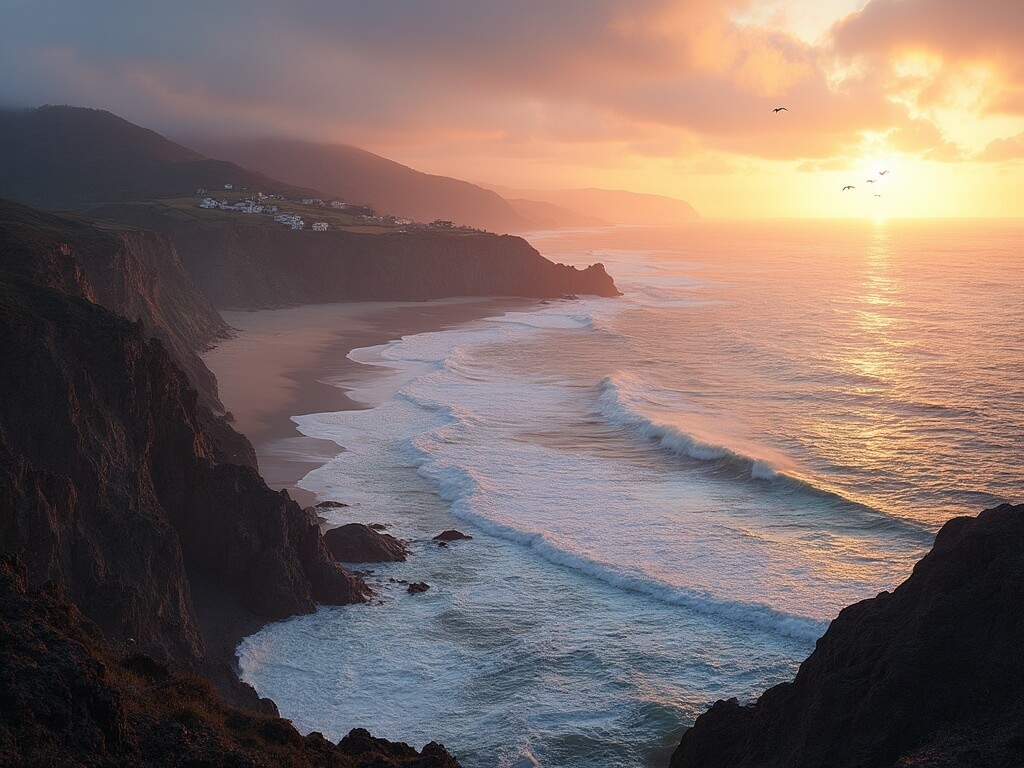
<box><xmin>239</xmin><ymin>220</ymin><xmax>1024</xmax><ymax>768</ymax></box>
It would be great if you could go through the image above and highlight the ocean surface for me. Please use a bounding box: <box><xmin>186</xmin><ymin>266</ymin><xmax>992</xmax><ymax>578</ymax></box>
<box><xmin>238</xmin><ymin>220</ymin><xmax>1023</xmax><ymax>767</ymax></box>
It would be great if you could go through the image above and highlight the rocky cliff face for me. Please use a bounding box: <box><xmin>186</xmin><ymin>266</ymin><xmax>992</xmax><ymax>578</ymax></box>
<box><xmin>93</xmin><ymin>207</ymin><xmax>620</xmax><ymax>308</ymax></box>
<box><xmin>0</xmin><ymin>199</ymin><xmax>253</xmax><ymax>465</ymax></box>
<box><xmin>0</xmin><ymin>556</ymin><xmax>459</xmax><ymax>767</ymax></box>
<box><xmin>671</xmin><ymin>503</ymin><xmax>1024</xmax><ymax>768</ymax></box>
<box><xmin>0</xmin><ymin>274</ymin><xmax>366</xmax><ymax>705</ymax></box>
<box><xmin>178</xmin><ymin>226</ymin><xmax>619</xmax><ymax>308</ymax></box>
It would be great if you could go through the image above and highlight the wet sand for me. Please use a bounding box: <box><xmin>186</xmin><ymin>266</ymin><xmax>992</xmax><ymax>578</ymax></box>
<box><xmin>203</xmin><ymin>298</ymin><xmax>533</xmax><ymax>508</ymax></box>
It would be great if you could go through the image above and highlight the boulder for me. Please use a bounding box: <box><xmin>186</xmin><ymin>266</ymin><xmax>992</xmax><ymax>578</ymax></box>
<box><xmin>433</xmin><ymin>529</ymin><xmax>473</xmax><ymax>542</ymax></box>
<box><xmin>323</xmin><ymin>524</ymin><xmax>408</xmax><ymax>563</ymax></box>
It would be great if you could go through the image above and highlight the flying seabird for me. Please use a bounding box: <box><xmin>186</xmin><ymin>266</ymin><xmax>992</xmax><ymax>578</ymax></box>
<box><xmin>866</xmin><ymin>179</ymin><xmax>876</xmax><ymax>183</ymax></box>
<box><xmin>772</xmin><ymin>107</ymin><xmax>788</xmax><ymax>113</ymax></box>
<box><xmin>843</xmin><ymin>185</ymin><xmax>855</xmax><ymax>191</ymax></box>
<box><xmin>879</xmin><ymin>170</ymin><xmax>889</xmax><ymax>175</ymax></box>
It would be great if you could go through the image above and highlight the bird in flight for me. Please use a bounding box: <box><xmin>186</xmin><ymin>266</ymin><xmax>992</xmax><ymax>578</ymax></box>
<box><xmin>874</xmin><ymin>194</ymin><xmax>882</xmax><ymax>197</ymax></box>
<box><xmin>866</xmin><ymin>179</ymin><xmax>876</xmax><ymax>183</ymax></box>
<box><xmin>879</xmin><ymin>170</ymin><xmax>889</xmax><ymax>175</ymax></box>
<box><xmin>772</xmin><ymin>107</ymin><xmax>788</xmax><ymax>113</ymax></box>
<box><xmin>843</xmin><ymin>185</ymin><xmax>855</xmax><ymax>191</ymax></box>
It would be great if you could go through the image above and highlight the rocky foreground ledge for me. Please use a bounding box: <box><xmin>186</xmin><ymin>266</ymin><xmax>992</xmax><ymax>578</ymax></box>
<box><xmin>0</xmin><ymin>556</ymin><xmax>459</xmax><ymax>767</ymax></box>
<box><xmin>671</xmin><ymin>503</ymin><xmax>1024</xmax><ymax>768</ymax></box>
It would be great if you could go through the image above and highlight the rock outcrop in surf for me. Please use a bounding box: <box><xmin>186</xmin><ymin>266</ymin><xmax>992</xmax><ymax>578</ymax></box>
<box><xmin>323</xmin><ymin>523</ymin><xmax>409</xmax><ymax>563</ymax></box>
<box><xmin>670</xmin><ymin>503</ymin><xmax>1024</xmax><ymax>768</ymax></box>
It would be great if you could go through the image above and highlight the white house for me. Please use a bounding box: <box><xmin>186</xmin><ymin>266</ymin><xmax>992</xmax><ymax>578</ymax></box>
<box><xmin>291</xmin><ymin>220</ymin><xmax>305</xmax><ymax>230</ymax></box>
<box><xmin>223</xmin><ymin>183</ymin><xmax>234</xmax><ymax>190</ymax></box>
<box><xmin>312</xmin><ymin>222</ymin><xmax>329</xmax><ymax>231</ymax></box>
<box><xmin>198</xmin><ymin>198</ymin><xmax>218</xmax><ymax>209</ymax></box>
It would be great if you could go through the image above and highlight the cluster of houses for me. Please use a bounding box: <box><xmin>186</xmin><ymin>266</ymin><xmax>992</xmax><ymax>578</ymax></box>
<box><xmin>196</xmin><ymin>186</ymin><xmax>472</xmax><ymax>234</ymax></box>
<box><xmin>198</xmin><ymin>197</ymin><xmax>280</xmax><ymax>216</ymax></box>
<box><xmin>197</xmin><ymin>188</ymin><xmax>334</xmax><ymax>231</ymax></box>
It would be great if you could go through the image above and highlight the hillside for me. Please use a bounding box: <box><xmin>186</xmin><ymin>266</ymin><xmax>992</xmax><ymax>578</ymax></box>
<box><xmin>486</xmin><ymin>184</ymin><xmax>700</xmax><ymax>225</ymax></box>
<box><xmin>186</xmin><ymin>137</ymin><xmax>534</xmax><ymax>232</ymax></box>
<box><xmin>0</xmin><ymin>106</ymin><xmax>317</xmax><ymax>209</ymax></box>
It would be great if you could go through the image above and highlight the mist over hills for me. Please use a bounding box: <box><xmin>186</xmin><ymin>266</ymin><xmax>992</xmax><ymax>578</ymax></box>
<box><xmin>0</xmin><ymin>105</ymin><xmax>698</xmax><ymax>231</ymax></box>
<box><xmin>484</xmin><ymin>184</ymin><xmax>701</xmax><ymax>225</ymax></box>
<box><xmin>0</xmin><ymin>106</ymin><xmax>316</xmax><ymax>209</ymax></box>
<box><xmin>186</xmin><ymin>137</ymin><xmax>534</xmax><ymax>233</ymax></box>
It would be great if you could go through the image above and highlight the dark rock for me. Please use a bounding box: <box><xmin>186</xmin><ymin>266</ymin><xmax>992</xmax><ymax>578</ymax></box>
<box><xmin>437</xmin><ymin>541</ymin><xmax>450</xmax><ymax>548</ymax></box>
<box><xmin>407</xmin><ymin>582</ymin><xmax>430</xmax><ymax>594</ymax></box>
<box><xmin>671</xmin><ymin>503</ymin><xmax>1024</xmax><ymax>768</ymax></box>
<box><xmin>121</xmin><ymin>653</ymin><xmax>171</xmax><ymax>682</ymax></box>
<box><xmin>369</xmin><ymin>522</ymin><xmax>389</xmax><ymax>530</ymax></box>
<box><xmin>316</xmin><ymin>500</ymin><xmax>350</xmax><ymax>509</ymax></box>
<box><xmin>433</xmin><ymin>529</ymin><xmax>473</xmax><ymax>542</ymax></box>
<box><xmin>323</xmin><ymin>524</ymin><xmax>409</xmax><ymax>563</ymax></box>
<box><xmin>338</xmin><ymin>728</ymin><xmax>460</xmax><ymax>767</ymax></box>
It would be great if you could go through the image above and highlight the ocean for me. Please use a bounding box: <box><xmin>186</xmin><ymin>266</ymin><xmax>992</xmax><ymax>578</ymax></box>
<box><xmin>237</xmin><ymin>220</ymin><xmax>1023</xmax><ymax>767</ymax></box>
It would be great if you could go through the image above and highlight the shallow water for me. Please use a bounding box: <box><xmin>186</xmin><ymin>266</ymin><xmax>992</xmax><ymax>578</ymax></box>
<box><xmin>239</xmin><ymin>220</ymin><xmax>1023</xmax><ymax>767</ymax></box>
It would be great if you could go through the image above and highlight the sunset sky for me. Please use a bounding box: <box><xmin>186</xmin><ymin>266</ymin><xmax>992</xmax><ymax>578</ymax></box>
<box><xmin>2</xmin><ymin>0</ymin><xmax>1023</xmax><ymax>218</ymax></box>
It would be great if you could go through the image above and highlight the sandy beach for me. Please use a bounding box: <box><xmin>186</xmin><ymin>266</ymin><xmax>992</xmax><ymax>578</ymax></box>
<box><xmin>203</xmin><ymin>297</ymin><xmax>533</xmax><ymax>508</ymax></box>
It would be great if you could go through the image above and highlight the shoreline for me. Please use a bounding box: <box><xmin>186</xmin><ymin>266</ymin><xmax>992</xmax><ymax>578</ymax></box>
<box><xmin>203</xmin><ymin>297</ymin><xmax>537</xmax><ymax>509</ymax></box>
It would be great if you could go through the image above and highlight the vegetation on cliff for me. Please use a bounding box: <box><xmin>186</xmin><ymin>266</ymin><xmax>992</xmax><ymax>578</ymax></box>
<box><xmin>0</xmin><ymin>556</ymin><xmax>459</xmax><ymax>767</ymax></box>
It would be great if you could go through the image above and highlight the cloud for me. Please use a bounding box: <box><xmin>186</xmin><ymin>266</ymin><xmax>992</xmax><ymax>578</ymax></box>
<box><xmin>0</xmin><ymin>0</ymin><xmax>1015</xmax><ymax>182</ymax></box>
<box><xmin>978</xmin><ymin>133</ymin><xmax>1024</xmax><ymax>162</ymax></box>
<box><xmin>832</xmin><ymin>0</ymin><xmax>1024</xmax><ymax>116</ymax></box>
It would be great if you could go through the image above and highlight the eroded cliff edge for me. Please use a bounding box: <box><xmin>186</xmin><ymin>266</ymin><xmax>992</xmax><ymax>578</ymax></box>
<box><xmin>0</xmin><ymin>273</ymin><xmax>367</xmax><ymax>708</ymax></box>
<box><xmin>671</xmin><ymin>503</ymin><xmax>1024</xmax><ymax>768</ymax></box>
<box><xmin>0</xmin><ymin>199</ymin><xmax>253</xmax><ymax>465</ymax></box>
<box><xmin>94</xmin><ymin>205</ymin><xmax>621</xmax><ymax>308</ymax></box>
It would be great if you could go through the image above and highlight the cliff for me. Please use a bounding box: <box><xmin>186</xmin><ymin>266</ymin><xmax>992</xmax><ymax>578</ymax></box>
<box><xmin>0</xmin><ymin>273</ymin><xmax>367</xmax><ymax>706</ymax></box>
<box><xmin>0</xmin><ymin>198</ymin><xmax>252</xmax><ymax>464</ymax></box>
<box><xmin>670</xmin><ymin>503</ymin><xmax>1024</xmax><ymax>768</ymax></box>
<box><xmin>0</xmin><ymin>556</ymin><xmax>459</xmax><ymax>767</ymax></box>
<box><xmin>93</xmin><ymin>207</ymin><xmax>620</xmax><ymax>308</ymax></box>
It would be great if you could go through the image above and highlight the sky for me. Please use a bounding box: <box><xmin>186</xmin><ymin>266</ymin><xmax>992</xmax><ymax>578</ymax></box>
<box><xmin>2</xmin><ymin>0</ymin><xmax>1023</xmax><ymax>218</ymax></box>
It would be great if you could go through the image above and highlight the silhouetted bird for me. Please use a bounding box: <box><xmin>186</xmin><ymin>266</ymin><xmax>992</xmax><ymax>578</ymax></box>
<box><xmin>866</xmin><ymin>179</ymin><xmax>876</xmax><ymax>183</ymax></box>
<box><xmin>874</xmin><ymin>194</ymin><xmax>882</xmax><ymax>197</ymax></box>
<box><xmin>772</xmin><ymin>107</ymin><xmax>788</xmax><ymax>113</ymax></box>
<box><xmin>843</xmin><ymin>186</ymin><xmax>855</xmax><ymax>191</ymax></box>
<box><xmin>879</xmin><ymin>170</ymin><xmax>889</xmax><ymax>175</ymax></box>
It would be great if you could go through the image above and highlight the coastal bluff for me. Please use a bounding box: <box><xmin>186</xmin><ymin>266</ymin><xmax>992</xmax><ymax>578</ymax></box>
<box><xmin>0</xmin><ymin>199</ymin><xmax>252</xmax><ymax>465</ymax></box>
<box><xmin>94</xmin><ymin>205</ymin><xmax>621</xmax><ymax>308</ymax></box>
<box><xmin>0</xmin><ymin>273</ymin><xmax>367</xmax><ymax>707</ymax></box>
<box><xmin>671</xmin><ymin>502</ymin><xmax>1024</xmax><ymax>768</ymax></box>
